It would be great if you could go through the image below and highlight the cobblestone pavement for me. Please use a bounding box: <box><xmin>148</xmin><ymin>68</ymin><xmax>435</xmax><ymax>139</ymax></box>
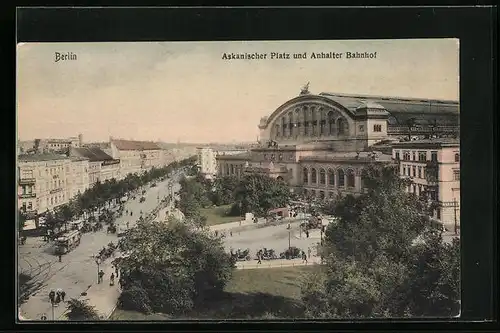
<box><xmin>18</xmin><ymin>175</ymin><xmax>181</xmax><ymax>321</ymax></box>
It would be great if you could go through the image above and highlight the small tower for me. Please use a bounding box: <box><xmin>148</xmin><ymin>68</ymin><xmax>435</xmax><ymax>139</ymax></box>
<box><xmin>78</xmin><ymin>133</ymin><xmax>83</xmax><ymax>147</ymax></box>
<box><xmin>355</xmin><ymin>101</ymin><xmax>390</xmax><ymax>149</ymax></box>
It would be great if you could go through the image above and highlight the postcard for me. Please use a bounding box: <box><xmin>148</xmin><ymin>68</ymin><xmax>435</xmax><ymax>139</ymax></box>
<box><xmin>17</xmin><ymin>39</ymin><xmax>460</xmax><ymax>321</ymax></box>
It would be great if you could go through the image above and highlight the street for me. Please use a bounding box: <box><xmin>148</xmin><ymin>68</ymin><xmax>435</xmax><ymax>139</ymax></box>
<box><xmin>18</xmin><ymin>174</ymin><xmax>181</xmax><ymax>321</ymax></box>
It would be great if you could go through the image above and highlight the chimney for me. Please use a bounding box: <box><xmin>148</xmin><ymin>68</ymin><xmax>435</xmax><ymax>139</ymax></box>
<box><xmin>78</xmin><ymin>133</ymin><xmax>83</xmax><ymax>147</ymax></box>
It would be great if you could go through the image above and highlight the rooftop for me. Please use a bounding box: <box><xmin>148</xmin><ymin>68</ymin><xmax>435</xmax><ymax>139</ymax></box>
<box><xmin>215</xmin><ymin>152</ymin><xmax>252</xmax><ymax>160</ymax></box>
<box><xmin>300</xmin><ymin>151</ymin><xmax>393</xmax><ymax>163</ymax></box>
<box><xmin>70</xmin><ymin>147</ymin><xmax>115</xmax><ymax>162</ymax></box>
<box><xmin>112</xmin><ymin>139</ymin><xmax>161</xmax><ymax>151</ymax></box>
<box><xmin>318</xmin><ymin>92</ymin><xmax>459</xmax><ymax>125</ymax></box>
<box><xmin>391</xmin><ymin>138</ymin><xmax>460</xmax><ymax>148</ymax></box>
<box><xmin>18</xmin><ymin>153</ymin><xmax>69</xmax><ymax>162</ymax></box>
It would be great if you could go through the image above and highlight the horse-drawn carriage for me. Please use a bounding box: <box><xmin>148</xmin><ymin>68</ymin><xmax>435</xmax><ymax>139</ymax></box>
<box><xmin>97</xmin><ymin>242</ymin><xmax>117</xmax><ymax>260</ymax></box>
<box><xmin>232</xmin><ymin>248</ymin><xmax>251</xmax><ymax>261</ymax></box>
<box><xmin>280</xmin><ymin>246</ymin><xmax>302</xmax><ymax>259</ymax></box>
<box><xmin>300</xmin><ymin>216</ymin><xmax>322</xmax><ymax>231</ymax></box>
<box><xmin>257</xmin><ymin>248</ymin><xmax>278</xmax><ymax>260</ymax></box>
<box><xmin>139</xmin><ymin>197</ymin><xmax>146</xmax><ymax>203</ymax></box>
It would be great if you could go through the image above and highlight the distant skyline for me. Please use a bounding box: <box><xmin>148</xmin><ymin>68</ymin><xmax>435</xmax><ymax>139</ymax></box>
<box><xmin>17</xmin><ymin>39</ymin><xmax>459</xmax><ymax>143</ymax></box>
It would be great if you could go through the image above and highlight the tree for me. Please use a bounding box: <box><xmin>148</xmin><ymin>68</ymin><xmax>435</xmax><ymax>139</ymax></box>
<box><xmin>44</xmin><ymin>210</ymin><xmax>63</xmax><ymax>236</ymax></box>
<box><xmin>178</xmin><ymin>177</ymin><xmax>211</xmax><ymax>218</ymax></box>
<box><xmin>301</xmin><ymin>164</ymin><xmax>460</xmax><ymax>318</ymax></box>
<box><xmin>56</xmin><ymin>204</ymin><xmax>74</xmax><ymax>231</ymax></box>
<box><xmin>66</xmin><ymin>298</ymin><xmax>100</xmax><ymax>320</ymax></box>
<box><xmin>233</xmin><ymin>174</ymin><xmax>292</xmax><ymax>217</ymax></box>
<box><xmin>211</xmin><ymin>176</ymin><xmax>239</xmax><ymax>206</ymax></box>
<box><xmin>115</xmin><ymin>217</ymin><xmax>234</xmax><ymax>315</ymax></box>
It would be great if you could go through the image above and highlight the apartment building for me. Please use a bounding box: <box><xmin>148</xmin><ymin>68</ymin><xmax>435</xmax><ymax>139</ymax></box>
<box><xmin>198</xmin><ymin>147</ymin><xmax>248</xmax><ymax>179</ymax></box>
<box><xmin>70</xmin><ymin>147</ymin><xmax>120</xmax><ymax>185</ymax></box>
<box><xmin>18</xmin><ymin>153</ymin><xmax>72</xmax><ymax>220</ymax></box>
<box><xmin>69</xmin><ymin>156</ymin><xmax>90</xmax><ymax>198</ymax></box>
<box><xmin>392</xmin><ymin>138</ymin><xmax>460</xmax><ymax>230</ymax></box>
<box><xmin>107</xmin><ymin>139</ymin><xmax>163</xmax><ymax>176</ymax></box>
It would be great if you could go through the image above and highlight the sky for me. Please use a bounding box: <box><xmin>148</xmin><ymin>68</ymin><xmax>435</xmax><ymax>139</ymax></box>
<box><xmin>17</xmin><ymin>39</ymin><xmax>459</xmax><ymax>143</ymax></box>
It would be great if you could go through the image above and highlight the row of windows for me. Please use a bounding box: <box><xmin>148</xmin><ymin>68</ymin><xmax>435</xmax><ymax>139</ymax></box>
<box><xmin>402</xmin><ymin>165</ymin><xmax>425</xmax><ymax>179</ymax></box>
<box><xmin>263</xmin><ymin>153</ymin><xmax>294</xmax><ymax>161</ymax></box>
<box><xmin>303</xmin><ymin>168</ymin><xmax>355</xmax><ymax>188</ymax></box>
<box><xmin>395</xmin><ymin>150</ymin><xmax>460</xmax><ymax>163</ymax></box>
<box><xmin>274</xmin><ymin>117</ymin><xmax>349</xmax><ymax>137</ymax></box>
<box><xmin>407</xmin><ymin>184</ymin><xmax>438</xmax><ymax>201</ymax></box>
<box><xmin>21</xmin><ymin>191</ymin><xmax>67</xmax><ymax>211</ymax></box>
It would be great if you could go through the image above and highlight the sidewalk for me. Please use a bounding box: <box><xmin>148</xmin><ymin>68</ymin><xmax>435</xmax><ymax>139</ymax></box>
<box><xmin>235</xmin><ymin>257</ymin><xmax>321</xmax><ymax>270</ymax></box>
<box><xmin>58</xmin><ymin>259</ymin><xmax>120</xmax><ymax>320</ymax></box>
<box><xmin>210</xmin><ymin>217</ymin><xmax>306</xmax><ymax>233</ymax></box>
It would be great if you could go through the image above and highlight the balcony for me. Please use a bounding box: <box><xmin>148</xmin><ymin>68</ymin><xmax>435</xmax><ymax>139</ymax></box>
<box><xmin>19</xmin><ymin>193</ymin><xmax>36</xmax><ymax>199</ymax></box>
<box><xmin>19</xmin><ymin>178</ymin><xmax>36</xmax><ymax>185</ymax></box>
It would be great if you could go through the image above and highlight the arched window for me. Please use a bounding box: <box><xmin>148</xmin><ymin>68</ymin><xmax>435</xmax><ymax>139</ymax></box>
<box><xmin>337</xmin><ymin>117</ymin><xmax>349</xmax><ymax>136</ymax></box>
<box><xmin>302</xmin><ymin>168</ymin><xmax>309</xmax><ymax>184</ymax></box>
<box><xmin>338</xmin><ymin>169</ymin><xmax>345</xmax><ymax>187</ymax></box>
<box><xmin>311</xmin><ymin>168</ymin><xmax>317</xmax><ymax>184</ymax></box>
<box><xmin>288</xmin><ymin>113</ymin><xmax>294</xmax><ymax>137</ymax></box>
<box><xmin>319</xmin><ymin>168</ymin><xmax>326</xmax><ymax>185</ymax></box>
<box><xmin>454</xmin><ymin>153</ymin><xmax>460</xmax><ymax>162</ymax></box>
<box><xmin>328</xmin><ymin>169</ymin><xmax>335</xmax><ymax>186</ymax></box>
<box><xmin>304</xmin><ymin>107</ymin><xmax>310</xmax><ymax>135</ymax></box>
<box><xmin>281</xmin><ymin>117</ymin><xmax>286</xmax><ymax>137</ymax></box>
<box><xmin>327</xmin><ymin>111</ymin><xmax>335</xmax><ymax>135</ymax></box>
<box><xmin>230</xmin><ymin>164</ymin><xmax>234</xmax><ymax>174</ymax></box>
<box><xmin>346</xmin><ymin>169</ymin><xmax>355</xmax><ymax>188</ymax></box>
<box><xmin>274</xmin><ymin>124</ymin><xmax>280</xmax><ymax>138</ymax></box>
<box><xmin>311</xmin><ymin>109</ymin><xmax>317</xmax><ymax>135</ymax></box>
<box><xmin>319</xmin><ymin>109</ymin><xmax>326</xmax><ymax>135</ymax></box>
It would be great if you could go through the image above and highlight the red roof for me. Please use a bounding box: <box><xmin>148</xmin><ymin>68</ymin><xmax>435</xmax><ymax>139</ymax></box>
<box><xmin>112</xmin><ymin>139</ymin><xmax>161</xmax><ymax>151</ymax></box>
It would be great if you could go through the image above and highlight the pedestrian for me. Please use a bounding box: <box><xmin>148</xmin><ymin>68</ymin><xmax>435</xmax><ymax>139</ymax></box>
<box><xmin>110</xmin><ymin>273</ymin><xmax>115</xmax><ymax>286</ymax></box>
<box><xmin>61</xmin><ymin>290</ymin><xmax>66</xmax><ymax>302</ymax></box>
<box><xmin>48</xmin><ymin>290</ymin><xmax>55</xmax><ymax>304</ymax></box>
<box><xmin>98</xmin><ymin>270</ymin><xmax>105</xmax><ymax>284</ymax></box>
<box><xmin>308</xmin><ymin>247</ymin><xmax>311</xmax><ymax>259</ymax></box>
<box><xmin>55</xmin><ymin>293</ymin><xmax>61</xmax><ymax>306</ymax></box>
<box><xmin>58</xmin><ymin>254</ymin><xmax>62</xmax><ymax>262</ymax></box>
<box><xmin>306</xmin><ymin>230</ymin><xmax>309</xmax><ymax>238</ymax></box>
<box><xmin>230</xmin><ymin>231</ymin><xmax>233</xmax><ymax>237</ymax></box>
<box><xmin>115</xmin><ymin>266</ymin><xmax>119</xmax><ymax>277</ymax></box>
<box><xmin>257</xmin><ymin>253</ymin><xmax>262</xmax><ymax>265</ymax></box>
